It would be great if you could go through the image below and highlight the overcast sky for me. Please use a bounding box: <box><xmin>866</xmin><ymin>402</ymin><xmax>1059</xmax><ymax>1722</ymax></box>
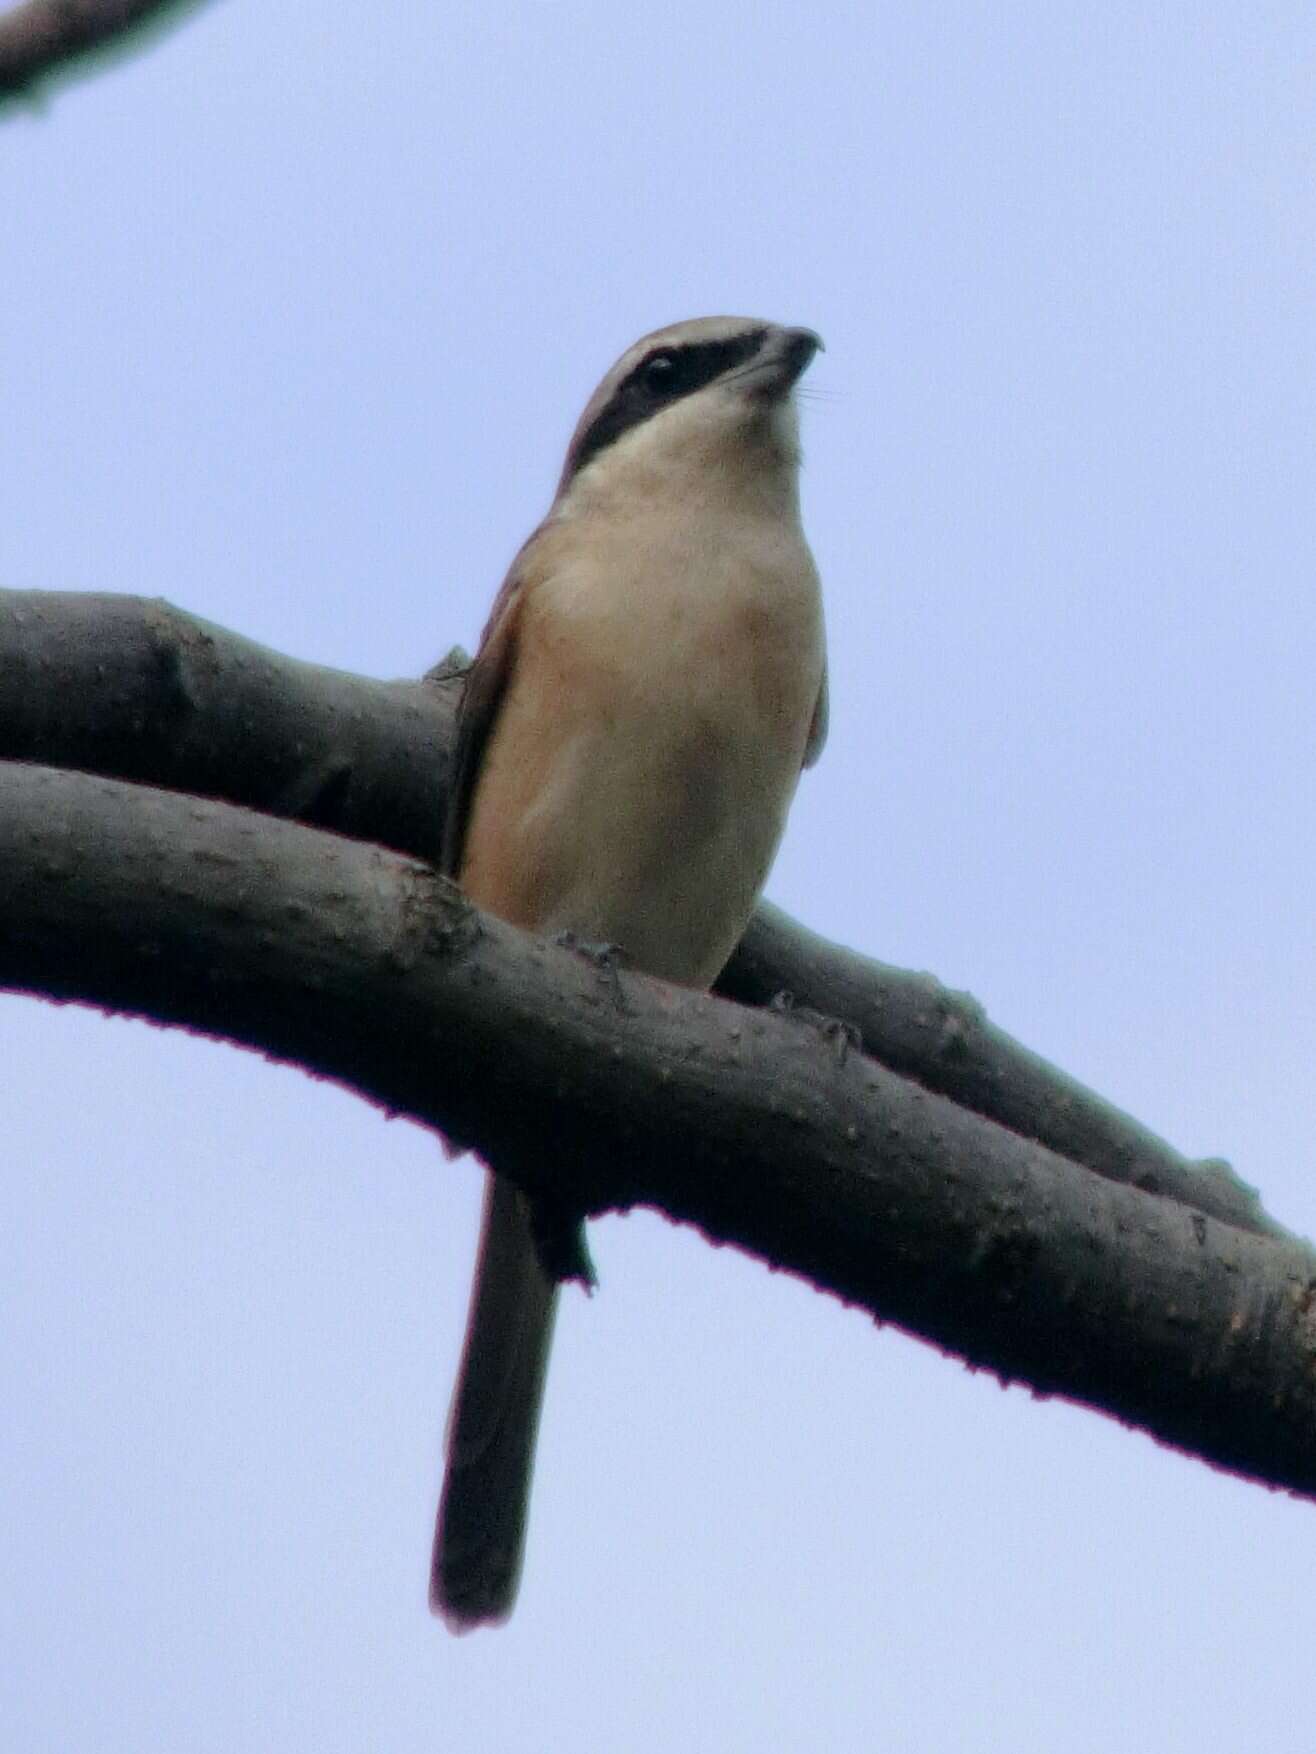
<box><xmin>4</xmin><ymin>4</ymin><xmax>1316</xmax><ymax>1749</ymax></box>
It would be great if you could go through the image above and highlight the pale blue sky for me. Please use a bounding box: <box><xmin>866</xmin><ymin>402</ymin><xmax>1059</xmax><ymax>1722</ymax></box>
<box><xmin>4</xmin><ymin>4</ymin><xmax>1315</xmax><ymax>1749</ymax></box>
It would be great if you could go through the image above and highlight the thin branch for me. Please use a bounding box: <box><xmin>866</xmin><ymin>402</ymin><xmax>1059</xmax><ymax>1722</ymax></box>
<box><xmin>721</xmin><ymin>907</ymin><xmax>1276</xmax><ymax>1235</ymax></box>
<box><xmin>0</xmin><ymin>0</ymin><xmax>208</xmax><ymax>105</ymax></box>
<box><xmin>0</xmin><ymin>585</ymin><xmax>1276</xmax><ymax>1237</ymax></box>
<box><xmin>3</xmin><ymin>757</ymin><xmax>1315</xmax><ymax>1500</ymax></box>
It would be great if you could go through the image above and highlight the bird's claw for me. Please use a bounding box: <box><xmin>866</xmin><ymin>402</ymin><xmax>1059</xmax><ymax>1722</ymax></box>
<box><xmin>769</xmin><ymin>990</ymin><xmax>863</xmax><ymax>1064</ymax></box>
<box><xmin>552</xmin><ymin>931</ymin><xmax>630</xmax><ymax>1011</ymax></box>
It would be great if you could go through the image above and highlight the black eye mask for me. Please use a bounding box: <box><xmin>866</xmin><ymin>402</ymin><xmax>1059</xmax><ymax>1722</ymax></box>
<box><xmin>565</xmin><ymin>328</ymin><xmax>768</xmax><ymax>483</ymax></box>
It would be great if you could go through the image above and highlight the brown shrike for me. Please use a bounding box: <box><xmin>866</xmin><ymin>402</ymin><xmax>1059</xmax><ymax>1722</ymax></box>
<box><xmin>431</xmin><ymin>316</ymin><xmax>828</xmax><ymax>1630</ymax></box>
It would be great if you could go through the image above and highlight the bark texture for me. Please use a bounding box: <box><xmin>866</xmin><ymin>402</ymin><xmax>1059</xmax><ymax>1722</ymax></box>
<box><xmin>2</xmin><ymin>758</ymin><xmax>1315</xmax><ymax>1501</ymax></box>
<box><xmin>0</xmin><ymin>587</ymin><xmax>1274</xmax><ymax>1237</ymax></box>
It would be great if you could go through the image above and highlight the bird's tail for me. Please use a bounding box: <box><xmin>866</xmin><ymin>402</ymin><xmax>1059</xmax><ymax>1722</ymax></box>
<box><xmin>431</xmin><ymin>1172</ymin><xmax>558</xmax><ymax>1631</ymax></box>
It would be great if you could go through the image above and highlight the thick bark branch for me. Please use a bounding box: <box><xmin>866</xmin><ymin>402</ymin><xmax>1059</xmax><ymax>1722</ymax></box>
<box><xmin>0</xmin><ymin>0</ymin><xmax>204</xmax><ymax>101</ymax></box>
<box><xmin>0</xmin><ymin>585</ymin><xmax>1275</xmax><ymax>1236</ymax></box>
<box><xmin>3</xmin><ymin>758</ymin><xmax>1315</xmax><ymax>1500</ymax></box>
<box><xmin>0</xmin><ymin>589</ymin><xmax>458</xmax><ymax>857</ymax></box>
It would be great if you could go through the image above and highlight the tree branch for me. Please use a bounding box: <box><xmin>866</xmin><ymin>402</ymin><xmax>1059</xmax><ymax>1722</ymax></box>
<box><xmin>3</xmin><ymin>757</ymin><xmax>1315</xmax><ymax>1501</ymax></box>
<box><xmin>0</xmin><ymin>0</ymin><xmax>208</xmax><ymax>105</ymax></box>
<box><xmin>0</xmin><ymin>585</ymin><xmax>1276</xmax><ymax>1237</ymax></box>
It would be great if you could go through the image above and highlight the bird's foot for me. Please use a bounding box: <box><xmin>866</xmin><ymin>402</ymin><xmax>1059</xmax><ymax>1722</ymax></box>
<box><xmin>552</xmin><ymin>931</ymin><xmax>631</xmax><ymax>1011</ymax></box>
<box><xmin>769</xmin><ymin>989</ymin><xmax>863</xmax><ymax>1065</ymax></box>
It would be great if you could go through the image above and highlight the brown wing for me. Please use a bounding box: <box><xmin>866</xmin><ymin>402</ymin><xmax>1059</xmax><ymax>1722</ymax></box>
<box><xmin>803</xmin><ymin>661</ymin><xmax>829</xmax><ymax>769</ymax></box>
<box><xmin>440</xmin><ymin>542</ymin><xmax>537</xmax><ymax>878</ymax></box>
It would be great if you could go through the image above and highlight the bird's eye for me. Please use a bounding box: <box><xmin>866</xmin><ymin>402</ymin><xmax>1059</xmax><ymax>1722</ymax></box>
<box><xmin>642</xmin><ymin>352</ymin><xmax>677</xmax><ymax>392</ymax></box>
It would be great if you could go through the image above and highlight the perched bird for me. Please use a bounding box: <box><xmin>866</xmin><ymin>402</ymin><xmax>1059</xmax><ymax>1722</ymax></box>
<box><xmin>432</xmin><ymin>315</ymin><xmax>828</xmax><ymax>1630</ymax></box>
